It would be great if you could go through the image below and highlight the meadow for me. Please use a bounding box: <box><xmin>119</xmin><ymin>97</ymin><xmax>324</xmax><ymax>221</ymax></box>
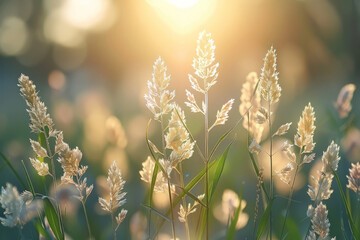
<box><xmin>0</xmin><ymin>0</ymin><xmax>359</xmax><ymax>239</ymax></box>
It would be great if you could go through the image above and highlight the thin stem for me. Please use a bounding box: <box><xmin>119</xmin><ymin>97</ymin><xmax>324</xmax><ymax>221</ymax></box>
<box><xmin>204</xmin><ymin>91</ymin><xmax>209</xmax><ymax>240</ymax></box>
<box><xmin>43</xmin><ymin>130</ymin><xmax>65</xmax><ymax>236</ymax></box>
<box><xmin>81</xmin><ymin>200</ymin><xmax>92</xmax><ymax>239</ymax></box>
<box><xmin>179</xmin><ymin>164</ymin><xmax>191</xmax><ymax>240</ymax></box>
<box><xmin>160</xmin><ymin>114</ymin><xmax>176</xmax><ymax>240</ymax></box>
<box><xmin>268</xmin><ymin>101</ymin><xmax>273</xmax><ymax>240</ymax></box>
<box><xmin>280</xmin><ymin>164</ymin><xmax>299</xmax><ymax>238</ymax></box>
<box><xmin>75</xmin><ymin>174</ymin><xmax>92</xmax><ymax>239</ymax></box>
<box><xmin>111</xmin><ymin>212</ymin><xmax>116</xmax><ymax>240</ymax></box>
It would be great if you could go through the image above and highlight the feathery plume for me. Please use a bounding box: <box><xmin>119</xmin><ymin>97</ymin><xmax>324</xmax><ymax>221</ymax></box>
<box><xmin>185</xmin><ymin>89</ymin><xmax>203</xmax><ymax>114</ymax></box>
<box><xmin>165</xmin><ymin>106</ymin><xmax>194</xmax><ymax>167</ymax></box>
<box><xmin>311</xmin><ymin>202</ymin><xmax>330</xmax><ymax>239</ymax></box>
<box><xmin>189</xmin><ymin>31</ymin><xmax>219</xmax><ymax>93</ymax></box>
<box><xmin>308</xmin><ymin>174</ymin><xmax>334</xmax><ymax>201</ymax></box>
<box><xmin>178</xmin><ymin>194</ymin><xmax>204</xmax><ymax>223</ymax></box>
<box><xmin>116</xmin><ymin>209</ymin><xmax>128</xmax><ymax>226</ymax></box>
<box><xmin>30</xmin><ymin>139</ymin><xmax>48</xmax><ymax>158</ymax></box>
<box><xmin>239</xmin><ymin>72</ymin><xmax>264</xmax><ymax>142</ymax></box>
<box><xmin>280</xmin><ymin>141</ymin><xmax>296</xmax><ymax>162</ymax></box>
<box><xmin>58</xmin><ymin>146</ymin><xmax>93</xmax><ymax>201</ymax></box>
<box><xmin>276</xmin><ymin>163</ymin><xmax>294</xmax><ymax>184</ymax></box>
<box><xmin>0</xmin><ymin>183</ymin><xmax>23</xmax><ymax>227</ymax></box>
<box><xmin>99</xmin><ymin>161</ymin><xmax>128</xmax><ymax>233</ymax></box>
<box><xmin>258</xmin><ymin>47</ymin><xmax>281</xmax><ymax>103</ymax></box>
<box><xmin>139</xmin><ymin>157</ymin><xmax>175</xmax><ymax>193</ymax></box>
<box><xmin>302</xmin><ymin>153</ymin><xmax>316</xmax><ymax>165</ymax></box>
<box><xmin>144</xmin><ymin>57</ymin><xmax>175</xmax><ymax>120</ymax></box>
<box><xmin>334</xmin><ymin>83</ymin><xmax>356</xmax><ymax>118</ymax></box>
<box><xmin>0</xmin><ymin>183</ymin><xmax>40</xmax><ymax>228</ymax></box>
<box><xmin>18</xmin><ymin>74</ymin><xmax>55</xmax><ymax>135</ymax></box>
<box><xmin>30</xmin><ymin>158</ymin><xmax>50</xmax><ymax>176</ymax></box>
<box><xmin>294</xmin><ymin>103</ymin><xmax>316</xmax><ymax>154</ymax></box>
<box><xmin>273</xmin><ymin>122</ymin><xmax>292</xmax><ymax>137</ymax></box>
<box><xmin>321</xmin><ymin>141</ymin><xmax>340</xmax><ymax>174</ymax></box>
<box><xmin>210</xmin><ymin>99</ymin><xmax>234</xmax><ymax>129</ymax></box>
<box><xmin>346</xmin><ymin>162</ymin><xmax>360</xmax><ymax>193</ymax></box>
<box><xmin>58</xmin><ymin>147</ymin><xmax>83</xmax><ymax>184</ymax></box>
<box><xmin>254</xmin><ymin>107</ymin><xmax>269</xmax><ymax>124</ymax></box>
<box><xmin>55</xmin><ymin>132</ymin><xmax>69</xmax><ymax>154</ymax></box>
<box><xmin>98</xmin><ymin>161</ymin><xmax>127</xmax><ymax>214</ymax></box>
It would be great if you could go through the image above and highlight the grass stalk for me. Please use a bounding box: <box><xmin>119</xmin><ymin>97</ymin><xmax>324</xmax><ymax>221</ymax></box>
<box><xmin>268</xmin><ymin>101</ymin><xmax>273</xmax><ymax>240</ymax></box>
<box><xmin>42</xmin><ymin>129</ymin><xmax>65</xmax><ymax>237</ymax></box>
<box><xmin>160</xmin><ymin>114</ymin><xmax>176</xmax><ymax>240</ymax></box>
<box><xmin>81</xmin><ymin>200</ymin><xmax>92</xmax><ymax>239</ymax></box>
<box><xmin>204</xmin><ymin>91</ymin><xmax>209</xmax><ymax>240</ymax></box>
<box><xmin>111</xmin><ymin>212</ymin><xmax>116</xmax><ymax>240</ymax></box>
<box><xmin>280</xmin><ymin>164</ymin><xmax>299</xmax><ymax>238</ymax></box>
<box><xmin>179</xmin><ymin>163</ymin><xmax>191</xmax><ymax>240</ymax></box>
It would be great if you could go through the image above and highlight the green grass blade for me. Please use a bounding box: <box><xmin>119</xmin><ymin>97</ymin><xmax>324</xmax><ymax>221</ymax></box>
<box><xmin>209</xmin><ymin>128</ymin><xmax>232</xmax><ymax>161</ymax></box>
<box><xmin>43</xmin><ymin>197</ymin><xmax>64</xmax><ymax>240</ymax></box>
<box><xmin>333</xmin><ymin>170</ymin><xmax>360</xmax><ymax>240</ymax></box>
<box><xmin>142</xmin><ymin>204</ymin><xmax>170</xmax><ymax>222</ymax></box>
<box><xmin>175</xmin><ymin>185</ymin><xmax>206</xmax><ymax>207</ymax></box>
<box><xmin>256</xmin><ymin>199</ymin><xmax>274</xmax><ymax>240</ymax></box>
<box><xmin>210</xmin><ymin>143</ymin><xmax>232</xmax><ymax>201</ymax></box>
<box><xmin>172</xmin><ymin>159</ymin><xmax>217</xmax><ymax>207</ymax></box>
<box><xmin>209</xmin><ymin>106</ymin><xmax>252</xmax><ymax>161</ymax></box>
<box><xmin>21</xmin><ymin>160</ymin><xmax>36</xmax><ymax>196</ymax></box>
<box><xmin>152</xmin><ymin>159</ymin><xmax>218</xmax><ymax>239</ymax></box>
<box><xmin>226</xmin><ymin>185</ymin><xmax>244</xmax><ymax>240</ymax></box>
<box><xmin>0</xmin><ymin>152</ymin><xmax>27</xmax><ymax>188</ymax></box>
<box><xmin>248</xmin><ymin>151</ymin><xmax>270</xmax><ymax>200</ymax></box>
<box><xmin>197</xmin><ymin>209</ymin><xmax>206</xmax><ymax>239</ymax></box>
<box><xmin>34</xmin><ymin>220</ymin><xmax>52</xmax><ymax>240</ymax></box>
<box><xmin>149</xmin><ymin>164</ymin><xmax>158</xmax><ymax>205</ymax></box>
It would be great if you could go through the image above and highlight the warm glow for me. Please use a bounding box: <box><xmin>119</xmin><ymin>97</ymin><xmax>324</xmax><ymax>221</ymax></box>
<box><xmin>166</xmin><ymin>0</ymin><xmax>199</xmax><ymax>8</ymax></box>
<box><xmin>147</xmin><ymin>0</ymin><xmax>217</xmax><ymax>33</ymax></box>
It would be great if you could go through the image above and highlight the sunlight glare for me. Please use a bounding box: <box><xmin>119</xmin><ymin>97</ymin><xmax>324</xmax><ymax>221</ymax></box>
<box><xmin>147</xmin><ymin>0</ymin><xmax>217</xmax><ymax>34</ymax></box>
<box><xmin>166</xmin><ymin>0</ymin><xmax>199</xmax><ymax>8</ymax></box>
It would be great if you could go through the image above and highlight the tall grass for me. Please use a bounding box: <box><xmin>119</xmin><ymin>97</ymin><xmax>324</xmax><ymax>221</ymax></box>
<box><xmin>0</xmin><ymin>31</ymin><xmax>359</xmax><ymax>240</ymax></box>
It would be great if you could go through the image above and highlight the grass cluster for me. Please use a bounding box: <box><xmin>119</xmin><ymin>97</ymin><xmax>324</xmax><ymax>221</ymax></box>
<box><xmin>0</xmin><ymin>31</ymin><xmax>359</xmax><ymax>240</ymax></box>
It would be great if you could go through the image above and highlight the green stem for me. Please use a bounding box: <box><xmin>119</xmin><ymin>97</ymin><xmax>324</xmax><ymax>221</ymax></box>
<box><xmin>111</xmin><ymin>212</ymin><xmax>116</xmax><ymax>240</ymax></box>
<box><xmin>160</xmin><ymin>114</ymin><xmax>176</xmax><ymax>240</ymax></box>
<box><xmin>43</xmin><ymin>130</ymin><xmax>65</xmax><ymax>236</ymax></box>
<box><xmin>280</xmin><ymin>164</ymin><xmax>299</xmax><ymax>238</ymax></box>
<box><xmin>179</xmin><ymin>164</ymin><xmax>191</xmax><ymax>240</ymax></box>
<box><xmin>268</xmin><ymin>101</ymin><xmax>273</xmax><ymax>240</ymax></box>
<box><xmin>81</xmin><ymin>200</ymin><xmax>92</xmax><ymax>239</ymax></box>
<box><xmin>205</xmin><ymin>91</ymin><xmax>209</xmax><ymax>240</ymax></box>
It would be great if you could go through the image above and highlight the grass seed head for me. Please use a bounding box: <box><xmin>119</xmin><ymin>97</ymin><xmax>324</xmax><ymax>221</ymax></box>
<box><xmin>346</xmin><ymin>162</ymin><xmax>360</xmax><ymax>193</ymax></box>
<box><xmin>259</xmin><ymin>47</ymin><xmax>281</xmax><ymax>103</ymax></box>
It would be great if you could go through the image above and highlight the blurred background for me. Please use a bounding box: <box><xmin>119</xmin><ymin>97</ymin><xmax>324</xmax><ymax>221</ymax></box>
<box><xmin>0</xmin><ymin>0</ymin><xmax>359</xmax><ymax>239</ymax></box>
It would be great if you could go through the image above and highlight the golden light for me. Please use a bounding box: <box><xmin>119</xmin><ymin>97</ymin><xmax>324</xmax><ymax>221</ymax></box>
<box><xmin>166</xmin><ymin>0</ymin><xmax>199</xmax><ymax>8</ymax></box>
<box><xmin>147</xmin><ymin>0</ymin><xmax>217</xmax><ymax>34</ymax></box>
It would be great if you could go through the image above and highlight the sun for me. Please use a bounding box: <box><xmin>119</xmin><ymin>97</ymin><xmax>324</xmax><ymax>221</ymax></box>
<box><xmin>166</xmin><ymin>0</ymin><xmax>199</xmax><ymax>8</ymax></box>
